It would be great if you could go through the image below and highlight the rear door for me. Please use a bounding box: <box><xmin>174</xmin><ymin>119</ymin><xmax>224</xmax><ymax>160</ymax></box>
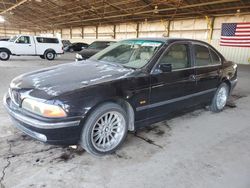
<box><xmin>192</xmin><ymin>43</ymin><xmax>222</xmax><ymax>105</ymax></box>
<box><xmin>147</xmin><ymin>42</ymin><xmax>197</xmax><ymax>121</ymax></box>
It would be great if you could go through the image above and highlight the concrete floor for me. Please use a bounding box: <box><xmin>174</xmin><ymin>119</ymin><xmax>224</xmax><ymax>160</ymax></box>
<box><xmin>0</xmin><ymin>54</ymin><xmax>250</xmax><ymax>188</ymax></box>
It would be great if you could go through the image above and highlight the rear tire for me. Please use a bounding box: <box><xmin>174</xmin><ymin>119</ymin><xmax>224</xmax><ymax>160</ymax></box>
<box><xmin>44</xmin><ymin>51</ymin><xmax>55</xmax><ymax>60</ymax></box>
<box><xmin>210</xmin><ymin>83</ymin><xmax>229</xmax><ymax>112</ymax></box>
<box><xmin>0</xmin><ymin>50</ymin><xmax>10</xmax><ymax>61</ymax></box>
<box><xmin>79</xmin><ymin>103</ymin><xmax>128</xmax><ymax>156</ymax></box>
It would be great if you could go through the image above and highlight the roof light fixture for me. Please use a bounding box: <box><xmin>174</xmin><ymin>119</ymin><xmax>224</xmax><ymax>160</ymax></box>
<box><xmin>0</xmin><ymin>16</ymin><xmax>5</xmax><ymax>23</ymax></box>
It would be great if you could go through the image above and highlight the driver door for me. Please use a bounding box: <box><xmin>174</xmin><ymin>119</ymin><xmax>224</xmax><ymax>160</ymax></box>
<box><xmin>147</xmin><ymin>42</ymin><xmax>197</xmax><ymax>121</ymax></box>
<box><xmin>13</xmin><ymin>36</ymin><xmax>35</xmax><ymax>55</ymax></box>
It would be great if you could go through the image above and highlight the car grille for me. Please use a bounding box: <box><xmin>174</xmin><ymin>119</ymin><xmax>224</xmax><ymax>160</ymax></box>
<box><xmin>9</xmin><ymin>88</ymin><xmax>22</xmax><ymax>107</ymax></box>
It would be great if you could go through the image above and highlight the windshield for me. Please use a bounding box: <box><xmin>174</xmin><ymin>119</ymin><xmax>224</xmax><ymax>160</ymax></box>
<box><xmin>9</xmin><ymin>36</ymin><xmax>19</xmax><ymax>42</ymax></box>
<box><xmin>90</xmin><ymin>40</ymin><xmax>163</xmax><ymax>68</ymax></box>
<box><xmin>88</xmin><ymin>41</ymin><xmax>111</xmax><ymax>49</ymax></box>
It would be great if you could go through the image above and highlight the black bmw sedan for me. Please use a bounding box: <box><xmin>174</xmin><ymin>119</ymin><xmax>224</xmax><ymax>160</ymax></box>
<box><xmin>4</xmin><ymin>38</ymin><xmax>237</xmax><ymax>156</ymax></box>
<box><xmin>65</xmin><ymin>42</ymin><xmax>89</xmax><ymax>52</ymax></box>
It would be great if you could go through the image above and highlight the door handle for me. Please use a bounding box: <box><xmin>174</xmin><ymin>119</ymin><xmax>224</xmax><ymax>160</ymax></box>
<box><xmin>189</xmin><ymin>74</ymin><xmax>196</xmax><ymax>81</ymax></box>
<box><xmin>29</xmin><ymin>45</ymin><xmax>31</xmax><ymax>46</ymax></box>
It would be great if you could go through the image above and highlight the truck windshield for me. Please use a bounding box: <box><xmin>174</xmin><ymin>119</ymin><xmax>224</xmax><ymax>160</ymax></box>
<box><xmin>9</xmin><ymin>36</ymin><xmax>18</xmax><ymax>42</ymax></box>
<box><xmin>90</xmin><ymin>40</ymin><xmax>163</xmax><ymax>69</ymax></box>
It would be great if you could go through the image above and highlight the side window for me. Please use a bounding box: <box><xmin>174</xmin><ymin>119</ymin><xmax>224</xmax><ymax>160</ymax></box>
<box><xmin>210</xmin><ymin>49</ymin><xmax>221</xmax><ymax>65</ymax></box>
<box><xmin>158</xmin><ymin>44</ymin><xmax>190</xmax><ymax>70</ymax></box>
<box><xmin>16</xmin><ymin>36</ymin><xmax>30</xmax><ymax>44</ymax></box>
<box><xmin>194</xmin><ymin>44</ymin><xmax>212</xmax><ymax>66</ymax></box>
<box><xmin>36</xmin><ymin>37</ymin><xmax>59</xmax><ymax>43</ymax></box>
<box><xmin>46</xmin><ymin>38</ymin><xmax>59</xmax><ymax>43</ymax></box>
<box><xmin>36</xmin><ymin>37</ymin><xmax>43</xmax><ymax>43</ymax></box>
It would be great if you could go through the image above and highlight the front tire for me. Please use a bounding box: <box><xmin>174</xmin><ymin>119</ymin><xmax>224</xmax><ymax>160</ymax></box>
<box><xmin>0</xmin><ymin>50</ymin><xmax>10</xmax><ymax>61</ymax></box>
<box><xmin>44</xmin><ymin>51</ymin><xmax>55</xmax><ymax>60</ymax></box>
<box><xmin>210</xmin><ymin>83</ymin><xmax>229</xmax><ymax>112</ymax></box>
<box><xmin>79</xmin><ymin>103</ymin><xmax>128</xmax><ymax>156</ymax></box>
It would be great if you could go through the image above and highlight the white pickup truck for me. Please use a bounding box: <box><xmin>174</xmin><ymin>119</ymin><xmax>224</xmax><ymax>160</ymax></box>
<box><xmin>0</xmin><ymin>35</ymin><xmax>64</xmax><ymax>61</ymax></box>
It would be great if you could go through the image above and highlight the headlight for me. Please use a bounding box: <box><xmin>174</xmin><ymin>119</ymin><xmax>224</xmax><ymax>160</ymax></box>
<box><xmin>22</xmin><ymin>98</ymin><xmax>67</xmax><ymax>118</ymax></box>
<box><xmin>76</xmin><ymin>53</ymin><xmax>82</xmax><ymax>59</ymax></box>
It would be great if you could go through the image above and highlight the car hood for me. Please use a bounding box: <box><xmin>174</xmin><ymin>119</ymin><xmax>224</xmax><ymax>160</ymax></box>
<box><xmin>0</xmin><ymin>41</ymin><xmax>11</xmax><ymax>47</ymax></box>
<box><xmin>10</xmin><ymin>60</ymin><xmax>134</xmax><ymax>99</ymax></box>
<box><xmin>78</xmin><ymin>48</ymin><xmax>101</xmax><ymax>59</ymax></box>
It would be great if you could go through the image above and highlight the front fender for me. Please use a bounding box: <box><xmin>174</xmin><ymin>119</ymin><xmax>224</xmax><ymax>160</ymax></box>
<box><xmin>53</xmin><ymin>82</ymin><xmax>136</xmax><ymax>119</ymax></box>
<box><xmin>0</xmin><ymin>47</ymin><xmax>12</xmax><ymax>54</ymax></box>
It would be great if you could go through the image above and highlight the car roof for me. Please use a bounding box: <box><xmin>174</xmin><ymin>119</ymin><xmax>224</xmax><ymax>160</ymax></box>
<box><xmin>123</xmin><ymin>37</ymin><xmax>210</xmax><ymax>45</ymax></box>
<box><xmin>73</xmin><ymin>42</ymin><xmax>88</xmax><ymax>44</ymax></box>
<box><xmin>123</xmin><ymin>37</ymin><xmax>168</xmax><ymax>42</ymax></box>
<box><xmin>92</xmin><ymin>41</ymin><xmax>116</xmax><ymax>43</ymax></box>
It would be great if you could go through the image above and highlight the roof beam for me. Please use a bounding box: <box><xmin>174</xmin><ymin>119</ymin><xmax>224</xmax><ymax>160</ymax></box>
<box><xmin>52</xmin><ymin>0</ymin><xmax>241</xmax><ymax>26</ymax></box>
<box><xmin>0</xmin><ymin>0</ymin><xmax>28</xmax><ymax>15</ymax></box>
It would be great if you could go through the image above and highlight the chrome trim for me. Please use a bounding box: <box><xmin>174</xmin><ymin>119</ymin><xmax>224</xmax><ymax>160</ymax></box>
<box><xmin>194</xmin><ymin>64</ymin><xmax>221</xmax><ymax>68</ymax></box>
<box><xmin>151</xmin><ymin>84</ymin><xmax>164</xmax><ymax>88</ymax></box>
<box><xmin>3</xmin><ymin>94</ymin><xmax>81</xmax><ymax>129</ymax></box>
<box><xmin>171</xmin><ymin>67</ymin><xmax>195</xmax><ymax>72</ymax></box>
<box><xmin>136</xmin><ymin>88</ymin><xmax>216</xmax><ymax>111</ymax></box>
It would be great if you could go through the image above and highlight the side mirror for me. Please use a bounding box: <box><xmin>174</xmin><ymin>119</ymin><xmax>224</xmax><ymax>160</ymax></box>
<box><xmin>159</xmin><ymin>63</ymin><xmax>172</xmax><ymax>73</ymax></box>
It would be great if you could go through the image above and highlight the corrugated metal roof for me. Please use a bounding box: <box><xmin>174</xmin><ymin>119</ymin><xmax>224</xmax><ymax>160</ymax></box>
<box><xmin>0</xmin><ymin>0</ymin><xmax>249</xmax><ymax>30</ymax></box>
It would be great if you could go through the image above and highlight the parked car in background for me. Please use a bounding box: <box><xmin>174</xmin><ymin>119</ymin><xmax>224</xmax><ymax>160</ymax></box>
<box><xmin>65</xmin><ymin>42</ymin><xmax>89</xmax><ymax>52</ymax></box>
<box><xmin>0</xmin><ymin>35</ymin><xmax>63</xmax><ymax>61</ymax></box>
<box><xmin>0</xmin><ymin>38</ymin><xmax>10</xmax><ymax>41</ymax></box>
<box><xmin>62</xmin><ymin>40</ymin><xmax>71</xmax><ymax>51</ymax></box>
<box><xmin>76</xmin><ymin>40</ymin><xmax>116</xmax><ymax>61</ymax></box>
<box><xmin>4</xmin><ymin>38</ymin><xmax>237</xmax><ymax>156</ymax></box>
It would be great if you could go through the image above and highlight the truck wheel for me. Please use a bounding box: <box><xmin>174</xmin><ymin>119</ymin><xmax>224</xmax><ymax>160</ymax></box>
<box><xmin>0</xmin><ymin>50</ymin><xmax>10</xmax><ymax>61</ymax></box>
<box><xmin>79</xmin><ymin>103</ymin><xmax>128</xmax><ymax>156</ymax></box>
<box><xmin>40</xmin><ymin>55</ymin><xmax>45</xmax><ymax>59</ymax></box>
<box><xmin>45</xmin><ymin>51</ymin><xmax>55</xmax><ymax>60</ymax></box>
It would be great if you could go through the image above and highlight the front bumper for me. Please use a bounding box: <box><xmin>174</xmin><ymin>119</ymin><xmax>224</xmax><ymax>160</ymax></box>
<box><xmin>3</xmin><ymin>94</ymin><xmax>82</xmax><ymax>145</ymax></box>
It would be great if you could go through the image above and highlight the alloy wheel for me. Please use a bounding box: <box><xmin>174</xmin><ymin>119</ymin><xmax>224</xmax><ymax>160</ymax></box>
<box><xmin>91</xmin><ymin>111</ymin><xmax>126</xmax><ymax>152</ymax></box>
<box><xmin>216</xmin><ymin>86</ymin><xmax>228</xmax><ymax>110</ymax></box>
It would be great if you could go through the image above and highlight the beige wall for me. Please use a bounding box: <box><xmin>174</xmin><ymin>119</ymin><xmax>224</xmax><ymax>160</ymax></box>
<box><xmin>0</xmin><ymin>28</ymin><xmax>35</xmax><ymax>38</ymax></box>
<box><xmin>2</xmin><ymin>14</ymin><xmax>250</xmax><ymax>64</ymax></box>
<box><xmin>44</xmin><ymin>15</ymin><xmax>249</xmax><ymax>64</ymax></box>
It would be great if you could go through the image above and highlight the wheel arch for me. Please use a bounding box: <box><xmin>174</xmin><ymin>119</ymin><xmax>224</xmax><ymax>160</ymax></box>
<box><xmin>0</xmin><ymin>47</ymin><xmax>11</xmax><ymax>54</ymax></box>
<box><xmin>221</xmin><ymin>77</ymin><xmax>231</xmax><ymax>92</ymax></box>
<box><xmin>80</xmin><ymin>97</ymin><xmax>135</xmax><ymax>132</ymax></box>
<box><xmin>44</xmin><ymin>48</ymin><xmax>56</xmax><ymax>55</ymax></box>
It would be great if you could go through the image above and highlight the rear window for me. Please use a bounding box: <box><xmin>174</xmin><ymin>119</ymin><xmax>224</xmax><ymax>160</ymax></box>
<box><xmin>194</xmin><ymin>44</ymin><xmax>212</xmax><ymax>66</ymax></box>
<box><xmin>210</xmin><ymin>49</ymin><xmax>221</xmax><ymax>65</ymax></box>
<box><xmin>36</xmin><ymin>37</ymin><xmax>59</xmax><ymax>43</ymax></box>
